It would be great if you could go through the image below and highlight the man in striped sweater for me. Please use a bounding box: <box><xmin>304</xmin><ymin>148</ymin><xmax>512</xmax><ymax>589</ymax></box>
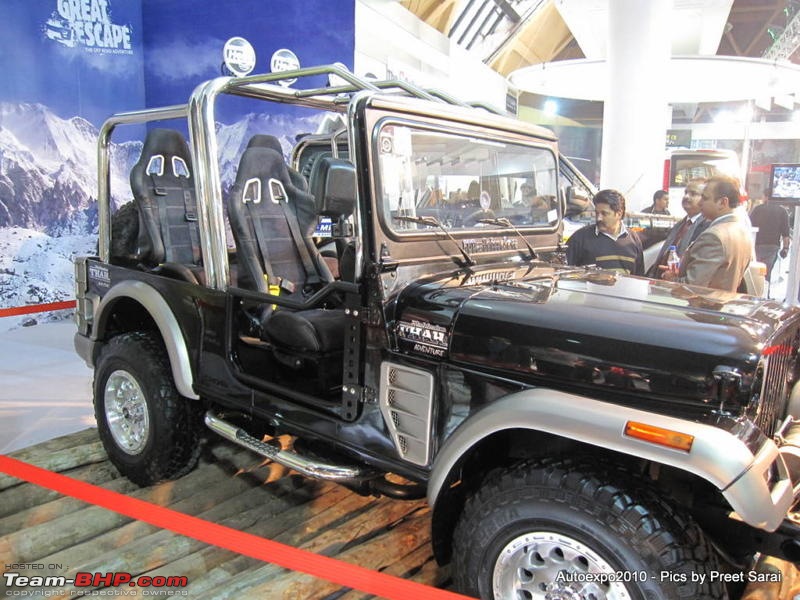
<box><xmin>566</xmin><ymin>188</ymin><xmax>645</xmax><ymax>276</ymax></box>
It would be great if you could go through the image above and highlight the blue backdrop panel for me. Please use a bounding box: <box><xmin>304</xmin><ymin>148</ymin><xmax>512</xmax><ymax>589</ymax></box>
<box><xmin>0</xmin><ymin>1</ymin><xmax>146</xmax><ymax>313</ymax></box>
<box><xmin>142</xmin><ymin>0</ymin><xmax>355</xmax><ymax>110</ymax></box>
<box><xmin>0</xmin><ymin>0</ymin><xmax>145</xmax><ymax>126</ymax></box>
<box><xmin>0</xmin><ymin>0</ymin><xmax>355</xmax><ymax>313</ymax></box>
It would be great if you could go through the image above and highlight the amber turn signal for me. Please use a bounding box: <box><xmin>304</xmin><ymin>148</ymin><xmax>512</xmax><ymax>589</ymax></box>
<box><xmin>624</xmin><ymin>421</ymin><xmax>694</xmax><ymax>452</ymax></box>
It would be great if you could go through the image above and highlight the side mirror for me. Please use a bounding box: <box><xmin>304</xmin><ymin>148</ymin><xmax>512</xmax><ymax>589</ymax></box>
<box><xmin>311</xmin><ymin>158</ymin><xmax>356</xmax><ymax>219</ymax></box>
<box><xmin>310</xmin><ymin>157</ymin><xmax>357</xmax><ymax>238</ymax></box>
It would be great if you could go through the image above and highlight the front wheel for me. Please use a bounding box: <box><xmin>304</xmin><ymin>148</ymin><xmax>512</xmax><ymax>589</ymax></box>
<box><xmin>94</xmin><ymin>331</ymin><xmax>203</xmax><ymax>486</ymax></box>
<box><xmin>452</xmin><ymin>459</ymin><xmax>727</xmax><ymax>600</ymax></box>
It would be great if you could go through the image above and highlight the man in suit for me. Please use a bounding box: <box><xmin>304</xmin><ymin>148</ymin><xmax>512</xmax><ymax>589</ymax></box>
<box><xmin>647</xmin><ymin>178</ymin><xmax>708</xmax><ymax>278</ymax></box>
<box><xmin>661</xmin><ymin>175</ymin><xmax>752</xmax><ymax>292</ymax></box>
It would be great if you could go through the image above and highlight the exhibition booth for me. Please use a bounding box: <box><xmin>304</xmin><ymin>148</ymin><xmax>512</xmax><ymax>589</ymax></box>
<box><xmin>3</xmin><ymin>2</ymin><xmax>800</xmax><ymax>599</ymax></box>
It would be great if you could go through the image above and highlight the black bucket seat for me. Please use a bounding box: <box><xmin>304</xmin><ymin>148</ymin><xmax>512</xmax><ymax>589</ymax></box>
<box><xmin>227</xmin><ymin>145</ymin><xmax>344</xmax><ymax>357</ymax></box>
<box><xmin>129</xmin><ymin>128</ymin><xmax>202</xmax><ymax>283</ymax></box>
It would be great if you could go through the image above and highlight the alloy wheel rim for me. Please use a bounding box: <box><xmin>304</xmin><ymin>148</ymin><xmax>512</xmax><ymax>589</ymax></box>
<box><xmin>493</xmin><ymin>530</ymin><xmax>634</xmax><ymax>600</ymax></box>
<box><xmin>104</xmin><ymin>369</ymin><xmax>149</xmax><ymax>455</ymax></box>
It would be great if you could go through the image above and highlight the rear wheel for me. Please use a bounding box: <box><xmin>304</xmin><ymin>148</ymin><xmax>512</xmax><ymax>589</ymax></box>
<box><xmin>94</xmin><ymin>331</ymin><xmax>203</xmax><ymax>486</ymax></box>
<box><xmin>452</xmin><ymin>458</ymin><xmax>727</xmax><ymax>600</ymax></box>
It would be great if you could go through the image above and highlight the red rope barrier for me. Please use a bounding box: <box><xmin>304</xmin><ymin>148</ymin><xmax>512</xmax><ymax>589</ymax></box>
<box><xmin>0</xmin><ymin>455</ymin><xmax>469</xmax><ymax>600</ymax></box>
<box><xmin>0</xmin><ymin>300</ymin><xmax>76</xmax><ymax>318</ymax></box>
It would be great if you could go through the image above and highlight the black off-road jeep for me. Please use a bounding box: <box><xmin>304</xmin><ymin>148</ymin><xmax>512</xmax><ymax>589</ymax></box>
<box><xmin>75</xmin><ymin>65</ymin><xmax>800</xmax><ymax>599</ymax></box>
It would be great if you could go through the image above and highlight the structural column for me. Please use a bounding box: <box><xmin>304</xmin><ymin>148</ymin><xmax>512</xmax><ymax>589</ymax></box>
<box><xmin>600</xmin><ymin>0</ymin><xmax>671</xmax><ymax>211</ymax></box>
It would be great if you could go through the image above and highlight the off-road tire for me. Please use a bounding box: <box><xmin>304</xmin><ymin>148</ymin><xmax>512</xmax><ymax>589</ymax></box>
<box><xmin>452</xmin><ymin>458</ymin><xmax>727</xmax><ymax>600</ymax></box>
<box><xmin>94</xmin><ymin>331</ymin><xmax>203</xmax><ymax>486</ymax></box>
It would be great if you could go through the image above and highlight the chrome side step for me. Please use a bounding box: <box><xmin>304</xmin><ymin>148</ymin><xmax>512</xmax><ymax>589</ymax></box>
<box><xmin>204</xmin><ymin>412</ymin><xmax>365</xmax><ymax>481</ymax></box>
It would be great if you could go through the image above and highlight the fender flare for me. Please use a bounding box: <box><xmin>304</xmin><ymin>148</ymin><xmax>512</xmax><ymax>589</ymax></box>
<box><xmin>428</xmin><ymin>388</ymin><xmax>790</xmax><ymax>531</ymax></box>
<box><xmin>93</xmin><ymin>281</ymin><xmax>199</xmax><ymax>400</ymax></box>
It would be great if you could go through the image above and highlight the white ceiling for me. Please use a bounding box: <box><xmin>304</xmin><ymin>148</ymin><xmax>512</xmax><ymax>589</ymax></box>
<box><xmin>552</xmin><ymin>0</ymin><xmax>735</xmax><ymax>59</ymax></box>
<box><xmin>508</xmin><ymin>0</ymin><xmax>800</xmax><ymax>104</ymax></box>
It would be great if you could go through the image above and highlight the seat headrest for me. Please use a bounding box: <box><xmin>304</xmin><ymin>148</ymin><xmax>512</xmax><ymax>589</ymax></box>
<box><xmin>309</xmin><ymin>157</ymin><xmax>356</xmax><ymax>217</ymax></box>
<box><xmin>132</xmin><ymin>128</ymin><xmax>193</xmax><ymax>181</ymax></box>
<box><xmin>129</xmin><ymin>128</ymin><xmax>196</xmax><ymax>267</ymax></box>
<box><xmin>234</xmin><ymin>147</ymin><xmax>289</xmax><ymax>192</ymax></box>
<box><xmin>246</xmin><ymin>134</ymin><xmax>311</xmax><ymax>192</ymax></box>
<box><xmin>247</xmin><ymin>134</ymin><xmax>284</xmax><ymax>155</ymax></box>
<box><xmin>141</xmin><ymin>128</ymin><xmax>191</xmax><ymax>163</ymax></box>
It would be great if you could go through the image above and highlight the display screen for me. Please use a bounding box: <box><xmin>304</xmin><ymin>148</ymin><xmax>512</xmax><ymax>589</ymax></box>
<box><xmin>770</xmin><ymin>164</ymin><xmax>800</xmax><ymax>203</ymax></box>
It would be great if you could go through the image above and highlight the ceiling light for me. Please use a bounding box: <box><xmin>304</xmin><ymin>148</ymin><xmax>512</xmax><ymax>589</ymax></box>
<box><xmin>509</xmin><ymin>56</ymin><xmax>800</xmax><ymax>103</ymax></box>
<box><xmin>768</xmin><ymin>26</ymin><xmax>784</xmax><ymax>42</ymax></box>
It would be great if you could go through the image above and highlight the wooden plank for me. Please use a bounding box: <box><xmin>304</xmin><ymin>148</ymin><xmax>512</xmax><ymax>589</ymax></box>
<box><xmin>0</xmin><ymin>475</ymin><xmax>138</xmax><ymax>536</ymax></box>
<box><xmin>8</xmin><ymin>427</ymin><xmax>99</xmax><ymax>458</ymax></box>
<box><xmin>27</xmin><ymin>460</ymin><xmax>311</xmax><ymax>578</ymax></box>
<box><xmin>336</xmin><ymin>544</ymin><xmax>451</xmax><ymax>599</ymax></box>
<box><xmin>53</xmin><ymin>486</ymin><xmax>299</xmax><ymax>596</ymax></box>
<box><xmin>2</xmin><ymin>443</ymin><xmax>278</xmax><ymax>565</ymax></box>
<box><xmin>740</xmin><ymin>555</ymin><xmax>800</xmax><ymax>600</ymax></box>
<box><xmin>0</xmin><ymin>438</ymin><xmax>107</xmax><ymax>492</ymax></box>
<box><xmin>239</xmin><ymin>509</ymin><xmax>434</xmax><ymax>599</ymax></box>
<box><xmin>155</xmin><ymin>483</ymin><xmax>367</xmax><ymax>596</ymax></box>
<box><xmin>0</xmin><ymin>461</ymin><xmax>121</xmax><ymax>519</ymax></box>
<box><xmin>196</xmin><ymin>498</ymin><xmax>429</xmax><ymax>598</ymax></box>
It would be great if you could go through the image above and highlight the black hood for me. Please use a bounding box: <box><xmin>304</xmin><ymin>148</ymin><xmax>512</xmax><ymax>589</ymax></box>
<box><xmin>391</xmin><ymin>262</ymin><xmax>799</xmax><ymax>411</ymax></box>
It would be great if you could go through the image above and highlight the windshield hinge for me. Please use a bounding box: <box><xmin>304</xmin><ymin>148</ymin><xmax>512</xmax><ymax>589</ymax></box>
<box><xmin>345</xmin><ymin>385</ymin><xmax>376</xmax><ymax>404</ymax></box>
<box><xmin>345</xmin><ymin>306</ymin><xmax>378</xmax><ymax>325</ymax></box>
<box><xmin>378</xmin><ymin>242</ymin><xmax>399</xmax><ymax>272</ymax></box>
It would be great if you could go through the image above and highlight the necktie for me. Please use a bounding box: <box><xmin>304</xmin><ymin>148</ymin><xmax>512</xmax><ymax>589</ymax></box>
<box><xmin>656</xmin><ymin>218</ymin><xmax>691</xmax><ymax>273</ymax></box>
<box><xmin>672</xmin><ymin>217</ymin><xmax>691</xmax><ymax>250</ymax></box>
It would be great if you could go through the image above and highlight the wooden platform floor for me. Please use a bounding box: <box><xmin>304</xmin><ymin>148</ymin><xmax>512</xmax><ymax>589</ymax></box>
<box><xmin>0</xmin><ymin>428</ymin><xmax>446</xmax><ymax>599</ymax></box>
<box><xmin>1</xmin><ymin>428</ymin><xmax>798</xmax><ymax>599</ymax></box>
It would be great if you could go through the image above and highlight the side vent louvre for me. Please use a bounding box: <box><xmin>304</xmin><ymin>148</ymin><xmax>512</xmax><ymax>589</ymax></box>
<box><xmin>379</xmin><ymin>362</ymin><xmax>435</xmax><ymax>466</ymax></box>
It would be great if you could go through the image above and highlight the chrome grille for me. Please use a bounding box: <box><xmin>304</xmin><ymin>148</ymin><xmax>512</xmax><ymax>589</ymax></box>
<box><xmin>755</xmin><ymin>325</ymin><xmax>800</xmax><ymax>437</ymax></box>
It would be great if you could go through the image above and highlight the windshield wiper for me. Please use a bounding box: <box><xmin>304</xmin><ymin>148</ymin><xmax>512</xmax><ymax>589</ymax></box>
<box><xmin>393</xmin><ymin>214</ymin><xmax>475</xmax><ymax>267</ymax></box>
<box><xmin>478</xmin><ymin>217</ymin><xmax>538</xmax><ymax>260</ymax></box>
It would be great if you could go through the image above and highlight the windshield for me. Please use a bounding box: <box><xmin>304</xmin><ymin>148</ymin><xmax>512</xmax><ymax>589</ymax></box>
<box><xmin>377</xmin><ymin>124</ymin><xmax>559</xmax><ymax>235</ymax></box>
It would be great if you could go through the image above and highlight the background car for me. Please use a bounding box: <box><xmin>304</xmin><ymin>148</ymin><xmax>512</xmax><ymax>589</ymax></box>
<box><xmin>664</xmin><ymin>148</ymin><xmax>746</xmax><ymax>214</ymax></box>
